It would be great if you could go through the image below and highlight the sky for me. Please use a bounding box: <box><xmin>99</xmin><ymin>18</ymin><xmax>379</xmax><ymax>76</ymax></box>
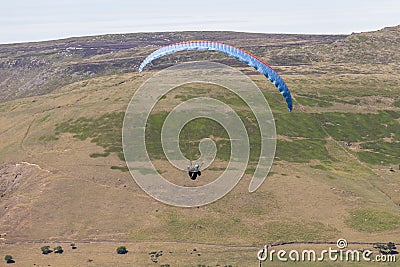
<box><xmin>1</xmin><ymin>0</ymin><xmax>399</xmax><ymax>44</ymax></box>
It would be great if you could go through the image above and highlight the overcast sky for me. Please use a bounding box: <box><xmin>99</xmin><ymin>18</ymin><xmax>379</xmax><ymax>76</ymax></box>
<box><xmin>1</xmin><ymin>0</ymin><xmax>399</xmax><ymax>44</ymax></box>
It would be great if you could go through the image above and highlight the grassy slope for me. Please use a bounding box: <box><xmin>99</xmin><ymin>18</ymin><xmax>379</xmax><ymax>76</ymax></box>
<box><xmin>1</xmin><ymin>26</ymin><xmax>400</xmax><ymax>266</ymax></box>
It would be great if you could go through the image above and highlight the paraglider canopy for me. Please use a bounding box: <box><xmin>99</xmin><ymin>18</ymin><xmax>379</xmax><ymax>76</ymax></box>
<box><xmin>138</xmin><ymin>40</ymin><xmax>293</xmax><ymax>111</ymax></box>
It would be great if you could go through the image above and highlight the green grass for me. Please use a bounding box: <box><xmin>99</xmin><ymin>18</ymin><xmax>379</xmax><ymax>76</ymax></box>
<box><xmin>38</xmin><ymin>114</ymin><xmax>51</xmax><ymax>123</ymax></box>
<box><xmin>357</xmin><ymin>151</ymin><xmax>398</xmax><ymax>166</ymax></box>
<box><xmin>50</xmin><ymin>107</ymin><xmax>400</xmax><ymax>168</ymax></box>
<box><xmin>145</xmin><ymin>84</ymin><xmax>265</xmax><ymax>172</ymax></box>
<box><xmin>110</xmin><ymin>166</ymin><xmax>129</xmax><ymax>172</ymax></box>
<box><xmin>321</xmin><ymin>111</ymin><xmax>400</xmax><ymax>142</ymax></box>
<box><xmin>179</xmin><ymin>118</ymin><xmax>230</xmax><ymax>161</ymax></box>
<box><xmin>310</xmin><ymin>164</ymin><xmax>329</xmax><ymax>171</ymax></box>
<box><xmin>144</xmin><ymin>112</ymin><xmax>168</xmax><ymax>160</ymax></box>
<box><xmin>359</xmin><ymin>141</ymin><xmax>400</xmax><ymax>160</ymax></box>
<box><xmin>89</xmin><ymin>152</ymin><xmax>110</xmax><ymax>158</ymax></box>
<box><xmin>48</xmin><ymin>75</ymin><xmax>399</xmax><ymax>170</ymax></box>
<box><xmin>54</xmin><ymin>112</ymin><xmax>125</xmax><ymax>168</ymax></box>
<box><xmin>296</xmin><ymin>95</ymin><xmax>334</xmax><ymax>107</ymax></box>
<box><xmin>274</xmin><ymin>112</ymin><xmax>326</xmax><ymax>139</ymax></box>
<box><xmin>264</xmin><ymin>221</ymin><xmax>337</xmax><ymax>242</ymax></box>
<box><xmin>275</xmin><ymin>111</ymin><xmax>399</xmax><ymax>143</ymax></box>
<box><xmin>346</xmin><ymin>209</ymin><xmax>400</xmax><ymax>232</ymax></box>
<box><xmin>276</xmin><ymin>140</ymin><xmax>331</xmax><ymax>163</ymax></box>
<box><xmin>145</xmin><ymin>111</ymin><xmax>260</xmax><ymax>168</ymax></box>
<box><xmin>39</xmin><ymin>135</ymin><xmax>59</xmax><ymax>141</ymax></box>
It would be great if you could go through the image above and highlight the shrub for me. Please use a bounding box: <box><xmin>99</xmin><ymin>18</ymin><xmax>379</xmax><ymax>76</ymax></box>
<box><xmin>41</xmin><ymin>246</ymin><xmax>52</xmax><ymax>255</ymax></box>
<box><xmin>54</xmin><ymin>246</ymin><xmax>63</xmax><ymax>254</ymax></box>
<box><xmin>4</xmin><ymin>255</ymin><xmax>14</xmax><ymax>263</ymax></box>
<box><xmin>116</xmin><ymin>246</ymin><xmax>128</xmax><ymax>254</ymax></box>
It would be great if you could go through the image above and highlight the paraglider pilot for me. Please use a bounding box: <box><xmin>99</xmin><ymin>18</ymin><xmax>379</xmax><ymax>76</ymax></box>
<box><xmin>187</xmin><ymin>161</ymin><xmax>202</xmax><ymax>180</ymax></box>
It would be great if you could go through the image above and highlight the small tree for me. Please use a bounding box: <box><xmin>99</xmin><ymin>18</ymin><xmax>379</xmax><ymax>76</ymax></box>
<box><xmin>4</xmin><ymin>255</ymin><xmax>14</xmax><ymax>264</ymax></box>
<box><xmin>54</xmin><ymin>246</ymin><xmax>63</xmax><ymax>254</ymax></box>
<box><xmin>116</xmin><ymin>246</ymin><xmax>128</xmax><ymax>254</ymax></box>
<box><xmin>41</xmin><ymin>246</ymin><xmax>52</xmax><ymax>255</ymax></box>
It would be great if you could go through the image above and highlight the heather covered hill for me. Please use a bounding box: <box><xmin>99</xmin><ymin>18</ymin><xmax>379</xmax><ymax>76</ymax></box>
<box><xmin>0</xmin><ymin>31</ymin><xmax>346</xmax><ymax>102</ymax></box>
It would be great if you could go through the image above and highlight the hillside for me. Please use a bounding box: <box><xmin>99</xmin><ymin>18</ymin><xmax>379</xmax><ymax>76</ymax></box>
<box><xmin>0</xmin><ymin>26</ymin><xmax>400</xmax><ymax>266</ymax></box>
<box><xmin>0</xmin><ymin>31</ymin><xmax>344</xmax><ymax>103</ymax></box>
